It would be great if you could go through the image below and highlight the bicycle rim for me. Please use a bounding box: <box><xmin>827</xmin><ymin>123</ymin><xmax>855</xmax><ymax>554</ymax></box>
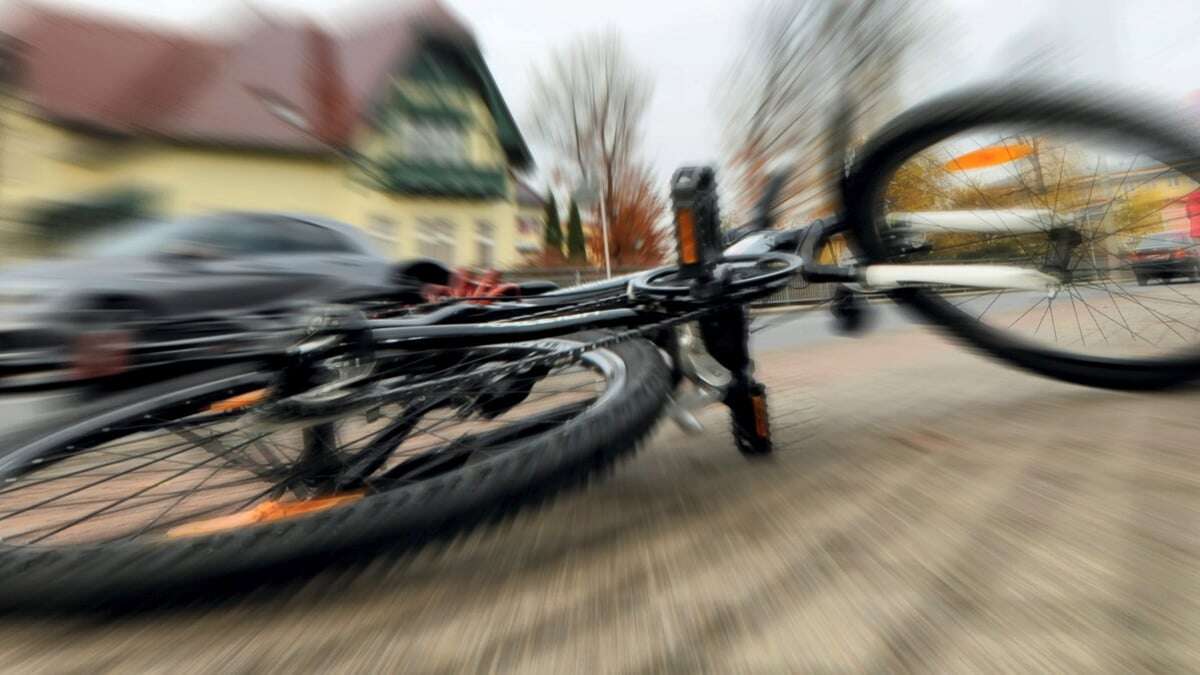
<box><xmin>849</xmin><ymin>88</ymin><xmax>1200</xmax><ymax>387</ymax></box>
<box><xmin>0</xmin><ymin>339</ymin><xmax>627</xmax><ymax>550</ymax></box>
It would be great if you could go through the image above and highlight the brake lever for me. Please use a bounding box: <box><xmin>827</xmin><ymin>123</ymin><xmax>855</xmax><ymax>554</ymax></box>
<box><xmin>797</xmin><ymin>216</ymin><xmax>857</xmax><ymax>284</ymax></box>
<box><xmin>722</xmin><ymin>158</ymin><xmax>796</xmax><ymax>249</ymax></box>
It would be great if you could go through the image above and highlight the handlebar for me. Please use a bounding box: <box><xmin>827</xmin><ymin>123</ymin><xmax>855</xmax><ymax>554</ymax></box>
<box><xmin>750</xmin><ymin>170</ymin><xmax>790</xmax><ymax>231</ymax></box>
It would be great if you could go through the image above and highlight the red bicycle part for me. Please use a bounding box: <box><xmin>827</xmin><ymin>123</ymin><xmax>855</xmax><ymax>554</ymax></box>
<box><xmin>422</xmin><ymin>268</ymin><xmax>520</xmax><ymax>305</ymax></box>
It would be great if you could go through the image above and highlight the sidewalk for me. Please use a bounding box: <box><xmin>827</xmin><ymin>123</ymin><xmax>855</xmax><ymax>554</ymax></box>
<box><xmin>4</xmin><ymin>326</ymin><xmax>1198</xmax><ymax>672</ymax></box>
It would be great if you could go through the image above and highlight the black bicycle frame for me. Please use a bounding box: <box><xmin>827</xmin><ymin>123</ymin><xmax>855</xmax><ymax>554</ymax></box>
<box><xmin>370</xmin><ymin>307</ymin><xmax>660</xmax><ymax>349</ymax></box>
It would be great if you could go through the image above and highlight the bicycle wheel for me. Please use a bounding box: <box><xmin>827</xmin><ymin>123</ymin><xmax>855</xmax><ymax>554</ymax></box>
<box><xmin>0</xmin><ymin>332</ymin><xmax>670</xmax><ymax>607</ymax></box>
<box><xmin>847</xmin><ymin>86</ymin><xmax>1200</xmax><ymax>389</ymax></box>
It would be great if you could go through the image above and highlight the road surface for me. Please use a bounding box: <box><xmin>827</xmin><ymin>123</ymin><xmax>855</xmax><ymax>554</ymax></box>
<box><xmin>1</xmin><ymin>308</ymin><xmax>1199</xmax><ymax>672</ymax></box>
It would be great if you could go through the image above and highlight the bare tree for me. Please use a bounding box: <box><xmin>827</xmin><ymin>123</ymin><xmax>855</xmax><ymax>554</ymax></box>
<box><xmin>586</xmin><ymin>162</ymin><xmax>670</xmax><ymax>267</ymax></box>
<box><xmin>718</xmin><ymin>0</ymin><xmax>930</xmax><ymax>225</ymax></box>
<box><xmin>528</xmin><ymin>32</ymin><xmax>653</xmax><ymax>243</ymax></box>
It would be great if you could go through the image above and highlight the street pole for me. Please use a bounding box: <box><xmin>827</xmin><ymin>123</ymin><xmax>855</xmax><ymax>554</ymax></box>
<box><xmin>574</xmin><ymin>175</ymin><xmax>612</xmax><ymax>279</ymax></box>
<box><xmin>599</xmin><ymin>193</ymin><xmax>612</xmax><ymax>279</ymax></box>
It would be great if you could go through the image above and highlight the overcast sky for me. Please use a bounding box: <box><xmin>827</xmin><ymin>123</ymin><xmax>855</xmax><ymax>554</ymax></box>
<box><xmin>13</xmin><ymin>0</ymin><xmax>1200</xmax><ymax>183</ymax></box>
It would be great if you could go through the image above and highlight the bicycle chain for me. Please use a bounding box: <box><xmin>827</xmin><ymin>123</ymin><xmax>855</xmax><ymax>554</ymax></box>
<box><xmin>295</xmin><ymin>271</ymin><xmax>779</xmax><ymax>405</ymax></box>
<box><xmin>361</xmin><ymin>268</ymin><xmax>797</xmax><ymax>402</ymax></box>
<box><xmin>370</xmin><ymin>302</ymin><xmax>727</xmax><ymax>403</ymax></box>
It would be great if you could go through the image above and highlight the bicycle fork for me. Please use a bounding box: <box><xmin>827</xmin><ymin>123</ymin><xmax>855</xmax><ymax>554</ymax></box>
<box><xmin>667</xmin><ymin>167</ymin><xmax>773</xmax><ymax>456</ymax></box>
<box><xmin>699</xmin><ymin>307</ymin><xmax>771</xmax><ymax>455</ymax></box>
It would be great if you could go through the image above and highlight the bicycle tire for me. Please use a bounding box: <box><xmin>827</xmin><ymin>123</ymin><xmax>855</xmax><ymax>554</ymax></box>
<box><xmin>846</xmin><ymin>85</ymin><xmax>1200</xmax><ymax>390</ymax></box>
<box><xmin>0</xmin><ymin>333</ymin><xmax>671</xmax><ymax>608</ymax></box>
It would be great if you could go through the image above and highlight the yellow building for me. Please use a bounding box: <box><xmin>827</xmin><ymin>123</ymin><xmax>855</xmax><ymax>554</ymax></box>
<box><xmin>1125</xmin><ymin>168</ymin><xmax>1197</xmax><ymax>205</ymax></box>
<box><xmin>0</xmin><ymin>2</ymin><xmax>542</xmax><ymax>267</ymax></box>
<box><xmin>1072</xmin><ymin>164</ymin><xmax>1199</xmax><ymax>239</ymax></box>
<box><xmin>513</xmin><ymin>180</ymin><xmax>546</xmax><ymax>259</ymax></box>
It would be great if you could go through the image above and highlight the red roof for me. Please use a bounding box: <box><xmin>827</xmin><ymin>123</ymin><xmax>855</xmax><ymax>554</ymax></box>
<box><xmin>1</xmin><ymin>1</ymin><xmax>495</xmax><ymax>154</ymax></box>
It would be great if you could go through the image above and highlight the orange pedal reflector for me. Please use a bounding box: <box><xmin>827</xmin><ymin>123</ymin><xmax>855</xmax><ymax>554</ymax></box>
<box><xmin>209</xmin><ymin>388</ymin><xmax>269</xmax><ymax>413</ymax></box>
<box><xmin>677</xmin><ymin>208</ymin><xmax>699</xmax><ymax>264</ymax></box>
<box><xmin>166</xmin><ymin>492</ymin><xmax>363</xmax><ymax>539</ymax></box>
<box><xmin>944</xmin><ymin>143</ymin><xmax>1034</xmax><ymax>171</ymax></box>
<box><xmin>751</xmin><ymin>394</ymin><xmax>770</xmax><ymax>439</ymax></box>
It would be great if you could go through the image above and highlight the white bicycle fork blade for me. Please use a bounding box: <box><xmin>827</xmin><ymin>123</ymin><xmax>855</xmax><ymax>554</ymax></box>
<box><xmin>862</xmin><ymin>264</ymin><xmax>1060</xmax><ymax>292</ymax></box>
<box><xmin>888</xmin><ymin>210</ymin><xmax>1063</xmax><ymax>234</ymax></box>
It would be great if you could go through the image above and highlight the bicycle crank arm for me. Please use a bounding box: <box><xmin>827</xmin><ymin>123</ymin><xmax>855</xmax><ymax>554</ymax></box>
<box><xmin>861</xmin><ymin>264</ymin><xmax>1060</xmax><ymax>293</ymax></box>
<box><xmin>664</xmin><ymin>324</ymin><xmax>734</xmax><ymax>435</ymax></box>
<box><xmin>665</xmin><ymin>384</ymin><xmax>724</xmax><ymax>435</ymax></box>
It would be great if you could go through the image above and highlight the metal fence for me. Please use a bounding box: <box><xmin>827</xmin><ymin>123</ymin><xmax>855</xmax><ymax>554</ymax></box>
<box><xmin>506</xmin><ymin>267</ymin><xmax>839</xmax><ymax>308</ymax></box>
<box><xmin>507</xmin><ymin>263</ymin><xmax>1141</xmax><ymax>310</ymax></box>
<box><xmin>504</xmin><ymin>268</ymin><xmax>640</xmax><ymax>289</ymax></box>
<box><xmin>754</xmin><ymin>279</ymin><xmax>838</xmax><ymax>306</ymax></box>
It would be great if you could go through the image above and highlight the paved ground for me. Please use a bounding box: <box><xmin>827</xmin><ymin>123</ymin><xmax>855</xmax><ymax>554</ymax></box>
<box><xmin>2</xmin><ymin>315</ymin><xmax>1200</xmax><ymax>673</ymax></box>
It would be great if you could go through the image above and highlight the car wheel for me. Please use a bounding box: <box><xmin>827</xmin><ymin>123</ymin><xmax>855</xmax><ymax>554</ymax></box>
<box><xmin>76</xmin><ymin>300</ymin><xmax>152</xmax><ymax>387</ymax></box>
<box><xmin>1136</xmin><ymin>275</ymin><xmax>1147</xmax><ymax>286</ymax></box>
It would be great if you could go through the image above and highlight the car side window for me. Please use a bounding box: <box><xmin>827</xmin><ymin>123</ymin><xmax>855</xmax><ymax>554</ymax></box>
<box><xmin>276</xmin><ymin>221</ymin><xmax>359</xmax><ymax>253</ymax></box>
<box><xmin>186</xmin><ymin>219</ymin><xmax>282</xmax><ymax>255</ymax></box>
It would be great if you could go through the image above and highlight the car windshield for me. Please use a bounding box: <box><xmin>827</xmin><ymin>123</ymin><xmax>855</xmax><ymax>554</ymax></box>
<box><xmin>724</xmin><ymin>231</ymin><xmax>774</xmax><ymax>256</ymax></box>
<box><xmin>78</xmin><ymin>218</ymin><xmax>211</xmax><ymax>257</ymax></box>
<box><xmin>1136</xmin><ymin>232</ymin><xmax>1193</xmax><ymax>251</ymax></box>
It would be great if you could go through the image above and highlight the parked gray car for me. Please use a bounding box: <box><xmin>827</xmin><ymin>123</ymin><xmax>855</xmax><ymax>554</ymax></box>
<box><xmin>0</xmin><ymin>212</ymin><xmax>420</xmax><ymax>379</ymax></box>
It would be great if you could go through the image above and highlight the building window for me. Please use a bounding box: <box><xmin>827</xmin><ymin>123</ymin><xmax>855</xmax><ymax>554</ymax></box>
<box><xmin>397</xmin><ymin>118</ymin><xmax>467</xmax><ymax>164</ymax></box>
<box><xmin>418</xmin><ymin>218</ymin><xmax>456</xmax><ymax>263</ymax></box>
<box><xmin>517</xmin><ymin>216</ymin><xmax>541</xmax><ymax>236</ymax></box>
<box><xmin>475</xmin><ymin>220</ymin><xmax>495</xmax><ymax>268</ymax></box>
<box><xmin>366</xmin><ymin>215</ymin><xmax>396</xmax><ymax>250</ymax></box>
